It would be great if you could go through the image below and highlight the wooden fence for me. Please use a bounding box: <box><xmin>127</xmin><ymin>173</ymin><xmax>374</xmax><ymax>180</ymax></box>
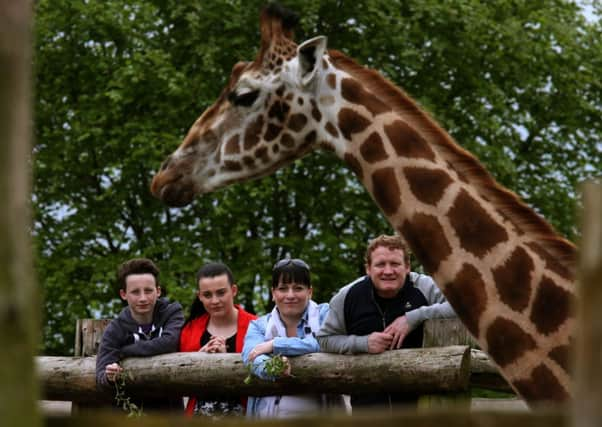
<box><xmin>36</xmin><ymin>317</ymin><xmax>510</xmax><ymax>404</ymax></box>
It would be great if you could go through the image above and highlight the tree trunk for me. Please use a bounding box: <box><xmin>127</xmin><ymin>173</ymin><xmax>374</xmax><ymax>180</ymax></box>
<box><xmin>38</xmin><ymin>346</ymin><xmax>470</xmax><ymax>402</ymax></box>
<box><xmin>0</xmin><ymin>1</ymin><xmax>39</xmax><ymax>426</ymax></box>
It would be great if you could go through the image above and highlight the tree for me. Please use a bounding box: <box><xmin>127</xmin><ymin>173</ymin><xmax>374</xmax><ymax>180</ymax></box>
<box><xmin>33</xmin><ymin>0</ymin><xmax>601</xmax><ymax>355</ymax></box>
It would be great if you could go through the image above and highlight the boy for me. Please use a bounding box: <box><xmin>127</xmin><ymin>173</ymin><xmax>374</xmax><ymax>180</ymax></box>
<box><xmin>95</xmin><ymin>258</ymin><xmax>184</xmax><ymax>411</ymax></box>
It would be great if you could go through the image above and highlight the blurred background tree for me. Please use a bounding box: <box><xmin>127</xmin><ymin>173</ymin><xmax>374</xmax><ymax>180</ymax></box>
<box><xmin>33</xmin><ymin>0</ymin><xmax>601</xmax><ymax>355</ymax></box>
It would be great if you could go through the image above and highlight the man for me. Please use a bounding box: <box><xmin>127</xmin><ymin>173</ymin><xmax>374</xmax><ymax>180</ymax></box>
<box><xmin>317</xmin><ymin>234</ymin><xmax>455</xmax><ymax>409</ymax></box>
<box><xmin>95</xmin><ymin>258</ymin><xmax>184</xmax><ymax>412</ymax></box>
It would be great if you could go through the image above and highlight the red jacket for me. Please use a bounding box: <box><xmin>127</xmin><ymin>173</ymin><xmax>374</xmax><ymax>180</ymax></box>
<box><xmin>179</xmin><ymin>305</ymin><xmax>256</xmax><ymax>416</ymax></box>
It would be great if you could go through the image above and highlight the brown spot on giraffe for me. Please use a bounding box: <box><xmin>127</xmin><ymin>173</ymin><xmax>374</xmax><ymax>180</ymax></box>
<box><xmin>341</xmin><ymin>77</ymin><xmax>391</xmax><ymax>116</ymax></box>
<box><xmin>344</xmin><ymin>153</ymin><xmax>363</xmax><ymax>181</ymax></box>
<box><xmin>371</xmin><ymin>168</ymin><xmax>400</xmax><ymax>216</ymax></box>
<box><xmin>301</xmin><ymin>130</ymin><xmax>317</xmax><ymax>150</ymax></box>
<box><xmin>513</xmin><ymin>364</ymin><xmax>569</xmax><ymax>402</ymax></box>
<box><xmin>338</xmin><ymin>108</ymin><xmax>371</xmax><ymax>140</ymax></box>
<box><xmin>548</xmin><ymin>345</ymin><xmax>570</xmax><ymax>373</ymax></box>
<box><xmin>310</xmin><ymin>99</ymin><xmax>322</xmax><ymax>122</ymax></box>
<box><xmin>360</xmin><ymin>132</ymin><xmax>387</xmax><ymax>163</ymax></box>
<box><xmin>280</xmin><ymin>133</ymin><xmax>294</xmax><ymax>148</ymax></box>
<box><xmin>243</xmin><ymin>115</ymin><xmax>264</xmax><ymax>150</ymax></box>
<box><xmin>275</xmin><ymin>85</ymin><xmax>285</xmax><ymax>96</ymax></box>
<box><xmin>320</xmin><ymin>141</ymin><xmax>335</xmax><ymax>152</ymax></box>
<box><xmin>264</xmin><ymin>123</ymin><xmax>283</xmax><ymax>142</ymax></box>
<box><xmin>448</xmin><ymin>189</ymin><xmax>509</xmax><ymax>258</ymax></box>
<box><xmin>268</xmin><ymin>101</ymin><xmax>290</xmax><ymax>123</ymax></box>
<box><xmin>255</xmin><ymin>146</ymin><xmax>269</xmax><ymax>163</ymax></box>
<box><xmin>225</xmin><ymin>134</ymin><xmax>240</xmax><ymax>154</ymax></box>
<box><xmin>288</xmin><ymin>113</ymin><xmax>307</xmax><ymax>132</ymax></box>
<box><xmin>223</xmin><ymin>160</ymin><xmax>243</xmax><ymax>172</ymax></box>
<box><xmin>403</xmin><ymin>167</ymin><xmax>453</xmax><ymax>206</ymax></box>
<box><xmin>492</xmin><ymin>246</ymin><xmax>534</xmax><ymax>312</ymax></box>
<box><xmin>530</xmin><ymin>276</ymin><xmax>573</xmax><ymax>335</ymax></box>
<box><xmin>242</xmin><ymin>156</ymin><xmax>255</xmax><ymax>167</ymax></box>
<box><xmin>326</xmin><ymin>73</ymin><xmax>336</xmax><ymax>89</ymax></box>
<box><xmin>297</xmin><ymin>97</ymin><xmax>304</xmax><ymax>106</ymax></box>
<box><xmin>486</xmin><ymin>317</ymin><xmax>536</xmax><ymax>368</ymax></box>
<box><xmin>325</xmin><ymin>122</ymin><xmax>339</xmax><ymax>138</ymax></box>
<box><xmin>441</xmin><ymin>263</ymin><xmax>487</xmax><ymax>337</ymax></box>
<box><xmin>400</xmin><ymin>213</ymin><xmax>452</xmax><ymax>274</ymax></box>
<box><xmin>322</xmin><ymin>58</ymin><xmax>328</xmax><ymax>69</ymax></box>
<box><xmin>525</xmin><ymin>242</ymin><xmax>574</xmax><ymax>281</ymax></box>
<box><xmin>383</xmin><ymin>120</ymin><xmax>436</xmax><ymax>161</ymax></box>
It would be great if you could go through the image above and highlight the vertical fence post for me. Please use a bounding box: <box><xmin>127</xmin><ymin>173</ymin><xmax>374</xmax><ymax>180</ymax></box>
<box><xmin>0</xmin><ymin>1</ymin><xmax>39</xmax><ymax>426</ymax></box>
<box><xmin>573</xmin><ymin>181</ymin><xmax>602</xmax><ymax>427</ymax></box>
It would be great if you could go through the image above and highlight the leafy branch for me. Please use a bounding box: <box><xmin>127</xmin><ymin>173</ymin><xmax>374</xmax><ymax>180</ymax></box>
<box><xmin>244</xmin><ymin>354</ymin><xmax>290</xmax><ymax>384</ymax></box>
<box><xmin>114</xmin><ymin>369</ymin><xmax>144</xmax><ymax>417</ymax></box>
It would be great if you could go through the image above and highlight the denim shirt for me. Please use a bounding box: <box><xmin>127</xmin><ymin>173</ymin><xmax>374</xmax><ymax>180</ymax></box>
<box><xmin>242</xmin><ymin>302</ymin><xmax>329</xmax><ymax>381</ymax></box>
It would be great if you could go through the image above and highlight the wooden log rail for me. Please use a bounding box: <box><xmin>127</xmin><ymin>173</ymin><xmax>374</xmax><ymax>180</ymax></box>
<box><xmin>38</xmin><ymin>345</ymin><xmax>470</xmax><ymax>402</ymax></box>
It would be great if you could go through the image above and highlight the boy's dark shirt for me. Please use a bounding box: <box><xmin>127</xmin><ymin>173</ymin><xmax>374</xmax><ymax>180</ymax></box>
<box><xmin>95</xmin><ymin>297</ymin><xmax>184</xmax><ymax>411</ymax></box>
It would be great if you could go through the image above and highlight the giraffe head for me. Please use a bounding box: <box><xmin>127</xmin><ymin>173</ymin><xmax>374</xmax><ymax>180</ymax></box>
<box><xmin>151</xmin><ymin>5</ymin><xmax>328</xmax><ymax>206</ymax></box>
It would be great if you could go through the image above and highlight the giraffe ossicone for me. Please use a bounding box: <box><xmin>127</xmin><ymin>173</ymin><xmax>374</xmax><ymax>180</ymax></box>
<box><xmin>151</xmin><ymin>4</ymin><xmax>576</xmax><ymax>404</ymax></box>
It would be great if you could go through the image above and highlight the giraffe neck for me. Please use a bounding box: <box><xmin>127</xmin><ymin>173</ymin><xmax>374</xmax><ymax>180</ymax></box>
<box><xmin>323</xmin><ymin>50</ymin><xmax>575</xmax><ymax>402</ymax></box>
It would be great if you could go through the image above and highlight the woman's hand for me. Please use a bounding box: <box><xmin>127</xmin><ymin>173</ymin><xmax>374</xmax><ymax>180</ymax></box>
<box><xmin>248</xmin><ymin>340</ymin><xmax>274</xmax><ymax>361</ymax></box>
<box><xmin>199</xmin><ymin>336</ymin><xmax>227</xmax><ymax>353</ymax></box>
<box><xmin>280</xmin><ymin>356</ymin><xmax>292</xmax><ymax>377</ymax></box>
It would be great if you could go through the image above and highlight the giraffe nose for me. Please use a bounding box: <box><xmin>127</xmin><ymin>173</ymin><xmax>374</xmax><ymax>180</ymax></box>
<box><xmin>160</xmin><ymin>155</ymin><xmax>173</xmax><ymax>171</ymax></box>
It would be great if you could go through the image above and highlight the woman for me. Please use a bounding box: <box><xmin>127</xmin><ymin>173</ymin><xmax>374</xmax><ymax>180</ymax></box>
<box><xmin>242</xmin><ymin>258</ymin><xmax>341</xmax><ymax>418</ymax></box>
<box><xmin>179</xmin><ymin>262</ymin><xmax>257</xmax><ymax>417</ymax></box>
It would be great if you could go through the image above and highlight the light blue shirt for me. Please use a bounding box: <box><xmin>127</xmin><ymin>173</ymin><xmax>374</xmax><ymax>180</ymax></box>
<box><xmin>242</xmin><ymin>302</ymin><xmax>329</xmax><ymax>380</ymax></box>
<box><xmin>242</xmin><ymin>302</ymin><xmax>330</xmax><ymax>418</ymax></box>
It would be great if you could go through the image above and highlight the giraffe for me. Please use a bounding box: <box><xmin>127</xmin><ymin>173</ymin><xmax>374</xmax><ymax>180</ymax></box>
<box><xmin>151</xmin><ymin>4</ymin><xmax>576</xmax><ymax>403</ymax></box>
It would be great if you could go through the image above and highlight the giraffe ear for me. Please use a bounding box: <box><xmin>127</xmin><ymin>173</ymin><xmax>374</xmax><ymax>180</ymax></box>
<box><xmin>297</xmin><ymin>36</ymin><xmax>327</xmax><ymax>86</ymax></box>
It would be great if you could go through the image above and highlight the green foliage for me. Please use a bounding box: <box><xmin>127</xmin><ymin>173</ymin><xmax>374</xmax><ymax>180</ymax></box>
<box><xmin>244</xmin><ymin>354</ymin><xmax>290</xmax><ymax>384</ymax></box>
<box><xmin>263</xmin><ymin>354</ymin><xmax>291</xmax><ymax>378</ymax></box>
<box><xmin>33</xmin><ymin>0</ymin><xmax>600</xmax><ymax>354</ymax></box>
<box><xmin>114</xmin><ymin>370</ymin><xmax>144</xmax><ymax>417</ymax></box>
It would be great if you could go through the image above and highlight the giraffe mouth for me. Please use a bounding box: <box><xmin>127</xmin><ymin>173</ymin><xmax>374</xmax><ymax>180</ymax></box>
<box><xmin>151</xmin><ymin>170</ymin><xmax>198</xmax><ymax>207</ymax></box>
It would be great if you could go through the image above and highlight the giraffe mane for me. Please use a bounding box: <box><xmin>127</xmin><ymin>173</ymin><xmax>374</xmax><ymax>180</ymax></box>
<box><xmin>328</xmin><ymin>49</ymin><xmax>576</xmax><ymax>274</ymax></box>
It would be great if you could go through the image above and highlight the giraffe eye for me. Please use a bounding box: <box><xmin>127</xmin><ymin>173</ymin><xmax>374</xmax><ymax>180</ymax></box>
<box><xmin>229</xmin><ymin>90</ymin><xmax>260</xmax><ymax>107</ymax></box>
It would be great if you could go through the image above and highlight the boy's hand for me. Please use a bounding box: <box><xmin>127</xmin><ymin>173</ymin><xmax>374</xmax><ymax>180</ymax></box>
<box><xmin>105</xmin><ymin>362</ymin><xmax>123</xmax><ymax>382</ymax></box>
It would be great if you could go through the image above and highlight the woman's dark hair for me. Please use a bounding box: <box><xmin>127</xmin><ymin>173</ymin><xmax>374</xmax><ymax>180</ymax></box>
<box><xmin>185</xmin><ymin>262</ymin><xmax>235</xmax><ymax>324</ymax></box>
<box><xmin>271</xmin><ymin>258</ymin><xmax>311</xmax><ymax>289</ymax></box>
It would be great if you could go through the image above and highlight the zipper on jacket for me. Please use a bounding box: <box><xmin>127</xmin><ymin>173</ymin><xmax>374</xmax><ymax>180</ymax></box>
<box><xmin>372</xmin><ymin>288</ymin><xmax>393</xmax><ymax>411</ymax></box>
